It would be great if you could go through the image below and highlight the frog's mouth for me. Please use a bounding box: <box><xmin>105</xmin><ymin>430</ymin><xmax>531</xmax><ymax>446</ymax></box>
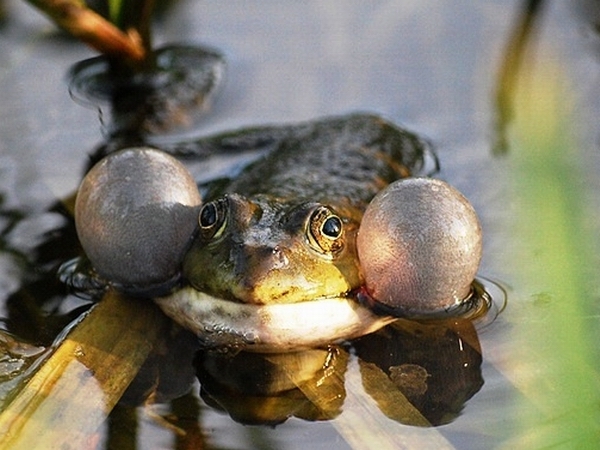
<box><xmin>155</xmin><ymin>287</ymin><xmax>395</xmax><ymax>352</ymax></box>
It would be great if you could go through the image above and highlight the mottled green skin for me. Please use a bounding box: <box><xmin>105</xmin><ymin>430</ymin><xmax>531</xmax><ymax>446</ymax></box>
<box><xmin>183</xmin><ymin>114</ymin><xmax>427</xmax><ymax>305</ymax></box>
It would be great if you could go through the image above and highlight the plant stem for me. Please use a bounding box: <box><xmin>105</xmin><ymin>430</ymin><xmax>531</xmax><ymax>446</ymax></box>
<box><xmin>25</xmin><ymin>0</ymin><xmax>147</xmax><ymax>66</ymax></box>
<box><xmin>0</xmin><ymin>291</ymin><xmax>166</xmax><ymax>449</ymax></box>
<box><xmin>110</xmin><ymin>0</ymin><xmax>155</xmax><ymax>58</ymax></box>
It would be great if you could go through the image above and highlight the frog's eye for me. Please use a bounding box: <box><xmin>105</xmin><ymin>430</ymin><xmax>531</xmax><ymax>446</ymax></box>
<box><xmin>322</xmin><ymin>215</ymin><xmax>342</xmax><ymax>238</ymax></box>
<box><xmin>198</xmin><ymin>198</ymin><xmax>228</xmax><ymax>240</ymax></box>
<box><xmin>307</xmin><ymin>206</ymin><xmax>344</xmax><ymax>254</ymax></box>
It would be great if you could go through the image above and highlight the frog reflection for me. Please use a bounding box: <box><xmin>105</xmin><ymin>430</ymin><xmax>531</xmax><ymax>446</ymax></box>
<box><xmin>354</xmin><ymin>318</ymin><xmax>483</xmax><ymax>426</ymax></box>
<box><xmin>193</xmin><ymin>318</ymin><xmax>483</xmax><ymax>427</ymax></box>
<box><xmin>197</xmin><ymin>347</ymin><xmax>347</xmax><ymax>426</ymax></box>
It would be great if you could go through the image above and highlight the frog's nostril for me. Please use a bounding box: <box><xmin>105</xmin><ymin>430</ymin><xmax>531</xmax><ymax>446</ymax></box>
<box><xmin>271</xmin><ymin>246</ymin><xmax>289</xmax><ymax>269</ymax></box>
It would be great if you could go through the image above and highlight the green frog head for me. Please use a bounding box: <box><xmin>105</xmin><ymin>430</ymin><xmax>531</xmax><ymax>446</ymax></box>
<box><xmin>183</xmin><ymin>193</ymin><xmax>363</xmax><ymax>305</ymax></box>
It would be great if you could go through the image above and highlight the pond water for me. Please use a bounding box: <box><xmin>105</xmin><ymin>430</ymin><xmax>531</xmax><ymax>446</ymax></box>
<box><xmin>1</xmin><ymin>0</ymin><xmax>600</xmax><ymax>449</ymax></box>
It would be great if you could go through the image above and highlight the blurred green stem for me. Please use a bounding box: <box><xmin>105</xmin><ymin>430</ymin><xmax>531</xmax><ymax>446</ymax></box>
<box><xmin>510</xmin><ymin>63</ymin><xmax>600</xmax><ymax>447</ymax></box>
<box><xmin>494</xmin><ymin>0</ymin><xmax>545</xmax><ymax>154</ymax></box>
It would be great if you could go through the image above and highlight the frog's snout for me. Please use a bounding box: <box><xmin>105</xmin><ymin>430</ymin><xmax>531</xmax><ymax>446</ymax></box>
<box><xmin>230</xmin><ymin>244</ymin><xmax>292</xmax><ymax>303</ymax></box>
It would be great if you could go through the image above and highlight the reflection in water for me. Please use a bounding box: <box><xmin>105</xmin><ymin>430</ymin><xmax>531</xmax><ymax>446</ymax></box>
<box><xmin>1</xmin><ymin>199</ymin><xmax>91</xmax><ymax>346</ymax></box>
<box><xmin>79</xmin><ymin>281</ymin><xmax>498</xmax><ymax>437</ymax></box>
<box><xmin>354</xmin><ymin>319</ymin><xmax>482</xmax><ymax>427</ymax></box>
<box><xmin>102</xmin><ymin>297</ymin><xmax>489</xmax><ymax>436</ymax></box>
<box><xmin>98</xmin><ymin>326</ymin><xmax>206</xmax><ymax>449</ymax></box>
<box><xmin>120</xmin><ymin>327</ymin><xmax>199</xmax><ymax>408</ymax></box>
<box><xmin>0</xmin><ymin>196</ymin><xmax>26</xmax><ymax>305</ymax></box>
<box><xmin>197</xmin><ymin>347</ymin><xmax>347</xmax><ymax>425</ymax></box>
<box><xmin>193</xmin><ymin>317</ymin><xmax>483</xmax><ymax>428</ymax></box>
<box><xmin>69</xmin><ymin>45</ymin><xmax>225</xmax><ymax>146</ymax></box>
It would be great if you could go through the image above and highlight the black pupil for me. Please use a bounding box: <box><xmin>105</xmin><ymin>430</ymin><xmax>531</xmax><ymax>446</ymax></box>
<box><xmin>322</xmin><ymin>216</ymin><xmax>342</xmax><ymax>238</ymax></box>
<box><xmin>200</xmin><ymin>203</ymin><xmax>217</xmax><ymax>227</ymax></box>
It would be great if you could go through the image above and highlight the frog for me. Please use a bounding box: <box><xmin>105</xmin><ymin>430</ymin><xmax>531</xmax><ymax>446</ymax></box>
<box><xmin>69</xmin><ymin>113</ymin><xmax>442</xmax><ymax>350</ymax></box>
<box><xmin>154</xmin><ymin>113</ymin><xmax>432</xmax><ymax>350</ymax></box>
<box><xmin>183</xmin><ymin>114</ymin><xmax>426</xmax><ymax>303</ymax></box>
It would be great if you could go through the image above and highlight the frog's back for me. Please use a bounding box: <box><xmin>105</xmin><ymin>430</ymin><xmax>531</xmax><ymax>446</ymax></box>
<box><xmin>221</xmin><ymin>114</ymin><xmax>428</xmax><ymax>210</ymax></box>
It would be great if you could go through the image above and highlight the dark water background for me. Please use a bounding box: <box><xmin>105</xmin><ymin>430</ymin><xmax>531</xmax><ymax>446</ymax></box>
<box><xmin>1</xmin><ymin>1</ymin><xmax>600</xmax><ymax>448</ymax></box>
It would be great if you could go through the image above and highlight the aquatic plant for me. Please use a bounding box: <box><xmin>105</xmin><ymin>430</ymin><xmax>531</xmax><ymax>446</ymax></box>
<box><xmin>507</xmin><ymin>57</ymin><xmax>600</xmax><ymax>448</ymax></box>
<box><xmin>23</xmin><ymin>0</ymin><xmax>154</xmax><ymax>68</ymax></box>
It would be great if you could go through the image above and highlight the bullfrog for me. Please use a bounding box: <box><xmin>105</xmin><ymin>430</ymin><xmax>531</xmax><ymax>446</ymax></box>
<box><xmin>183</xmin><ymin>114</ymin><xmax>426</xmax><ymax>304</ymax></box>
<box><xmin>72</xmin><ymin>113</ymin><xmax>481</xmax><ymax>351</ymax></box>
<box><xmin>154</xmin><ymin>113</ymin><xmax>433</xmax><ymax>350</ymax></box>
